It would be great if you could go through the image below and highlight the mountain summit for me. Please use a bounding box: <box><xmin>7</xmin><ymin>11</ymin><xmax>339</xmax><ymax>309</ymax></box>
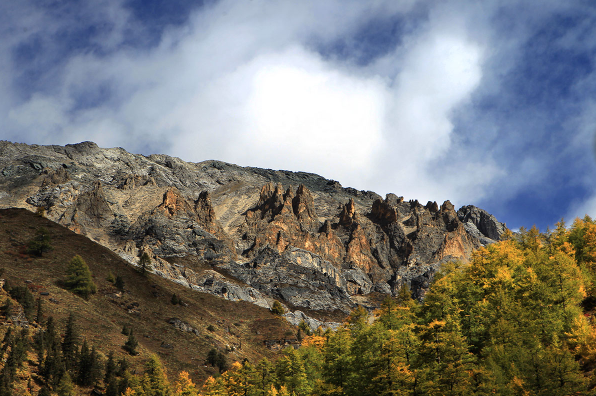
<box><xmin>0</xmin><ymin>141</ymin><xmax>506</xmax><ymax>325</ymax></box>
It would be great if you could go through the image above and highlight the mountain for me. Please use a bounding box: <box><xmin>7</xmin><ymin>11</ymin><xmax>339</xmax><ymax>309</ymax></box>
<box><xmin>0</xmin><ymin>141</ymin><xmax>506</xmax><ymax>325</ymax></box>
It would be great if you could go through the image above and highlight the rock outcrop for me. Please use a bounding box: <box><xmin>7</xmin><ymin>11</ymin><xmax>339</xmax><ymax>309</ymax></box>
<box><xmin>0</xmin><ymin>141</ymin><xmax>507</xmax><ymax>324</ymax></box>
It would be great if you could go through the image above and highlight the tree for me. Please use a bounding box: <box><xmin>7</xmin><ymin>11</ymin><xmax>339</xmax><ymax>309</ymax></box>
<box><xmin>107</xmin><ymin>271</ymin><xmax>116</xmax><ymax>283</ymax></box>
<box><xmin>36</xmin><ymin>297</ymin><xmax>44</xmax><ymax>325</ymax></box>
<box><xmin>207</xmin><ymin>348</ymin><xmax>218</xmax><ymax>367</ymax></box>
<box><xmin>173</xmin><ymin>371</ymin><xmax>198</xmax><ymax>396</ymax></box>
<box><xmin>271</xmin><ymin>301</ymin><xmax>284</xmax><ymax>315</ymax></box>
<box><xmin>171</xmin><ymin>294</ymin><xmax>179</xmax><ymax>305</ymax></box>
<box><xmin>116</xmin><ymin>275</ymin><xmax>125</xmax><ymax>291</ymax></box>
<box><xmin>105</xmin><ymin>351</ymin><xmax>117</xmax><ymax>384</ymax></box>
<box><xmin>8</xmin><ymin>285</ymin><xmax>35</xmax><ymax>321</ymax></box>
<box><xmin>64</xmin><ymin>255</ymin><xmax>97</xmax><ymax>299</ymax></box>
<box><xmin>57</xmin><ymin>372</ymin><xmax>74</xmax><ymax>396</ymax></box>
<box><xmin>124</xmin><ymin>330</ymin><xmax>139</xmax><ymax>356</ymax></box>
<box><xmin>62</xmin><ymin>313</ymin><xmax>79</xmax><ymax>372</ymax></box>
<box><xmin>216</xmin><ymin>352</ymin><xmax>228</xmax><ymax>374</ymax></box>
<box><xmin>275</xmin><ymin>347</ymin><xmax>309</xmax><ymax>395</ymax></box>
<box><xmin>27</xmin><ymin>227</ymin><xmax>52</xmax><ymax>257</ymax></box>
<box><xmin>143</xmin><ymin>355</ymin><xmax>170</xmax><ymax>396</ymax></box>
<box><xmin>139</xmin><ymin>252</ymin><xmax>151</xmax><ymax>275</ymax></box>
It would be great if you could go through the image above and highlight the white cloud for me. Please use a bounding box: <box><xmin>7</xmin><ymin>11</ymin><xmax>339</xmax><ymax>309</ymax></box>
<box><xmin>4</xmin><ymin>0</ymin><xmax>489</xmax><ymax>202</ymax></box>
<box><xmin>6</xmin><ymin>0</ymin><xmax>593</xmax><ymax>226</ymax></box>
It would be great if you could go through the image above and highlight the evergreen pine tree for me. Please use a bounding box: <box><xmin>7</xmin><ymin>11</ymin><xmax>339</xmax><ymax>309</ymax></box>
<box><xmin>61</xmin><ymin>313</ymin><xmax>78</xmax><ymax>372</ymax></box>
<box><xmin>124</xmin><ymin>330</ymin><xmax>139</xmax><ymax>356</ymax></box>
<box><xmin>139</xmin><ymin>252</ymin><xmax>151</xmax><ymax>276</ymax></box>
<box><xmin>38</xmin><ymin>385</ymin><xmax>51</xmax><ymax>396</ymax></box>
<box><xmin>57</xmin><ymin>372</ymin><xmax>74</xmax><ymax>396</ymax></box>
<box><xmin>173</xmin><ymin>371</ymin><xmax>199</xmax><ymax>396</ymax></box>
<box><xmin>77</xmin><ymin>340</ymin><xmax>91</xmax><ymax>386</ymax></box>
<box><xmin>143</xmin><ymin>355</ymin><xmax>170</xmax><ymax>396</ymax></box>
<box><xmin>64</xmin><ymin>255</ymin><xmax>97</xmax><ymax>299</ymax></box>
<box><xmin>115</xmin><ymin>276</ymin><xmax>125</xmax><ymax>292</ymax></box>
<box><xmin>206</xmin><ymin>348</ymin><xmax>218</xmax><ymax>367</ymax></box>
<box><xmin>105</xmin><ymin>351</ymin><xmax>117</xmax><ymax>384</ymax></box>
<box><xmin>36</xmin><ymin>297</ymin><xmax>44</xmax><ymax>325</ymax></box>
<box><xmin>105</xmin><ymin>376</ymin><xmax>119</xmax><ymax>396</ymax></box>
<box><xmin>216</xmin><ymin>352</ymin><xmax>228</xmax><ymax>374</ymax></box>
<box><xmin>27</xmin><ymin>227</ymin><xmax>52</xmax><ymax>257</ymax></box>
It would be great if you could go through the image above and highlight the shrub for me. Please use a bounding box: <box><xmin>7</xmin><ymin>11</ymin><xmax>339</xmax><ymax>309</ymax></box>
<box><xmin>271</xmin><ymin>300</ymin><xmax>284</xmax><ymax>315</ymax></box>
<box><xmin>106</xmin><ymin>271</ymin><xmax>116</xmax><ymax>283</ymax></box>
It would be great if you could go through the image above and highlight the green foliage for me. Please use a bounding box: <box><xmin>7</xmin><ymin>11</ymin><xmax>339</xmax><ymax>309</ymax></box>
<box><xmin>36</xmin><ymin>297</ymin><xmax>44</xmax><ymax>324</ymax></box>
<box><xmin>27</xmin><ymin>226</ymin><xmax>52</xmax><ymax>256</ymax></box>
<box><xmin>171</xmin><ymin>293</ymin><xmax>179</xmax><ymax>305</ymax></box>
<box><xmin>271</xmin><ymin>300</ymin><xmax>285</xmax><ymax>315</ymax></box>
<box><xmin>64</xmin><ymin>255</ymin><xmax>97</xmax><ymax>299</ymax></box>
<box><xmin>206</xmin><ymin>348</ymin><xmax>218</xmax><ymax>367</ymax></box>
<box><xmin>7</xmin><ymin>218</ymin><xmax>596</xmax><ymax>396</ymax></box>
<box><xmin>62</xmin><ymin>313</ymin><xmax>79</xmax><ymax>371</ymax></box>
<box><xmin>8</xmin><ymin>285</ymin><xmax>35</xmax><ymax>321</ymax></box>
<box><xmin>115</xmin><ymin>275</ymin><xmax>125</xmax><ymax>291</ymax></box>
<box><xmin>107</xmin><ymin>271</ymin><xmax>116</xmax><ymax>283</ymax></box>
<box><xmin>143</xmin><ymin>355</ymin><xmax>170</xmax><ymax>396</ymax></box>
<box><xmin>124</xmin><ymin>329</ymin><xmax>139</xmax><ymax>356</ymax></box>
<box><xmin>57</xmin><ymin>372</ymin><xmax>74</xmax><ymax>396</ymax></box>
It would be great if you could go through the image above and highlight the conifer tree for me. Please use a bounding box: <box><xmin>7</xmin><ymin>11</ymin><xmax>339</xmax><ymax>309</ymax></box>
<box><xmin>275</xmin><ymin>347</ymin><xmax>309</xmax><ymax>396</ymax></box>
<box><xmin>322</xmin><ymin>327</ymin><xmax>351</xmax><ymax>393</ymax></box>
<box><xmin>143</xmin><ymin>355</ymin><xmax>170</xmax><ymax>396</ymax></box>
<box><xmin>173</xmin><ymin>371</ymin><xmax>199</xmax><ymax>396</ymax></box>
<box><xmin>88</xmin><ymin>346</ymin><xmax>103</xmax><ymax>387</ymax></box>
<box><xmin>62</xmin><ymin>313</ymin><xmax>79</xmax><ymax>371</ymax></box>
<box><xmin>27</xmin><ymin>227</ymin><xmax>52</xmax><ymax>257</ymax></box>
<box><xmin>77</xmin><ymin>340</ymin><xmax>91</xmax><ymax>386</ymax></box>
<box><xmin>255</xmin><ymin>358</ymin><xmax>275</xmax><ymax>396</ymax></box>
<box><xmin>201</xmin><ymin>376</ymin><xmax>226</xmax><ymax>396</ymax></box>
<box><xmin>36</xmin><ymin>297</ymin><xmax>44</xmax><ymax>325</ymax></box>
<box><xmin>206</xmin><ymin>348</ymin><xmax>218</xmax><ymax>367</ymax></box>
<box><xmin>64</xmin><ymin>255</ymin><xmax>97</xmax><ymax>299</ymax></box>
<box><xmin>124</xmin><ymin>330</ymin><xmax>139</xmax><ymax>356</ymax></box>
<box><xmin>216</xmin><ymin>352</ymin><xmax>228</xmax><ymax>374</ymax></box>
<box><xmin>139</xmin><ymin>252</ymin><xmax>151</xmax><ymax>276</ymax></box>
<box><xmin>115</xmin><ymin>276</ymin><xmax>125</xmax><ymax>292</ymax></box>
<box><xmin>57</xmin><ymin>372</ymin><xmax>74</xmax><ymax>396</ymax></box>
<box><xmin>105</xmin><ymin>351</ymin><xmax>117</xmax><ymax>384</ymax></box>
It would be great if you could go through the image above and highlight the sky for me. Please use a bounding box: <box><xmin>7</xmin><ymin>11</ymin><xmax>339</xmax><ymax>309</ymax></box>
<box><xmin>1</xmin><ymin>0</ymin><xmax>596</xmax><ymax>231</ymax></box>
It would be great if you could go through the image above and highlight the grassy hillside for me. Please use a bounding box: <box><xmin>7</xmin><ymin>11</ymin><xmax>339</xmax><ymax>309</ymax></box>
<box><xmin>0</xmin><ymin>208</ymin><xmax>296</xmax><ymax>385</ymax></box>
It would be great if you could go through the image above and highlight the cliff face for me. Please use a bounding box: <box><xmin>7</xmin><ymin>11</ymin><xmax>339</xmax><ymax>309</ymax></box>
<box><xmin>0</xmin><ymin>141</ymin><xmax>506</xmax><ymax>321</ymax></box>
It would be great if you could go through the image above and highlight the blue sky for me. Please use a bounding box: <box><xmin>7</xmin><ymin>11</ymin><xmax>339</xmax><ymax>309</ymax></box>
<box><xmin>1</xmin><ymin>0</ymin><xmax>596</xmax><ymax>231</ymax></box>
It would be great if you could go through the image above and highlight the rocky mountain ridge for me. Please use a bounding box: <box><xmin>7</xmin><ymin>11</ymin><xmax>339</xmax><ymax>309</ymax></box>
<box><xmin>0</xmin><ymin>141</ymin><xmax>506</xmax><ymax>325</ymax></box>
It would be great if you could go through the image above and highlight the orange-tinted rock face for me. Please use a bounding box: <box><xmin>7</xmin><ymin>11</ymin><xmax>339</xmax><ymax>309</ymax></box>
<box><xmin>2</xmin><ymin>141</ymin><xmax>506</xmax><ymax>314</ymax></box>
<box><xmin>160</xmin><ymin>187</ymin><xmax>194</xmax><ymax>217</ymax></box>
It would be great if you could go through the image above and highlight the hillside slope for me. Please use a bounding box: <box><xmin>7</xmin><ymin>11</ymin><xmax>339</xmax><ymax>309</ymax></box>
<box><xmin>0</xmin><ymin>208</ymin><xmax>296</xmax><ymax>385</ymax></box>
